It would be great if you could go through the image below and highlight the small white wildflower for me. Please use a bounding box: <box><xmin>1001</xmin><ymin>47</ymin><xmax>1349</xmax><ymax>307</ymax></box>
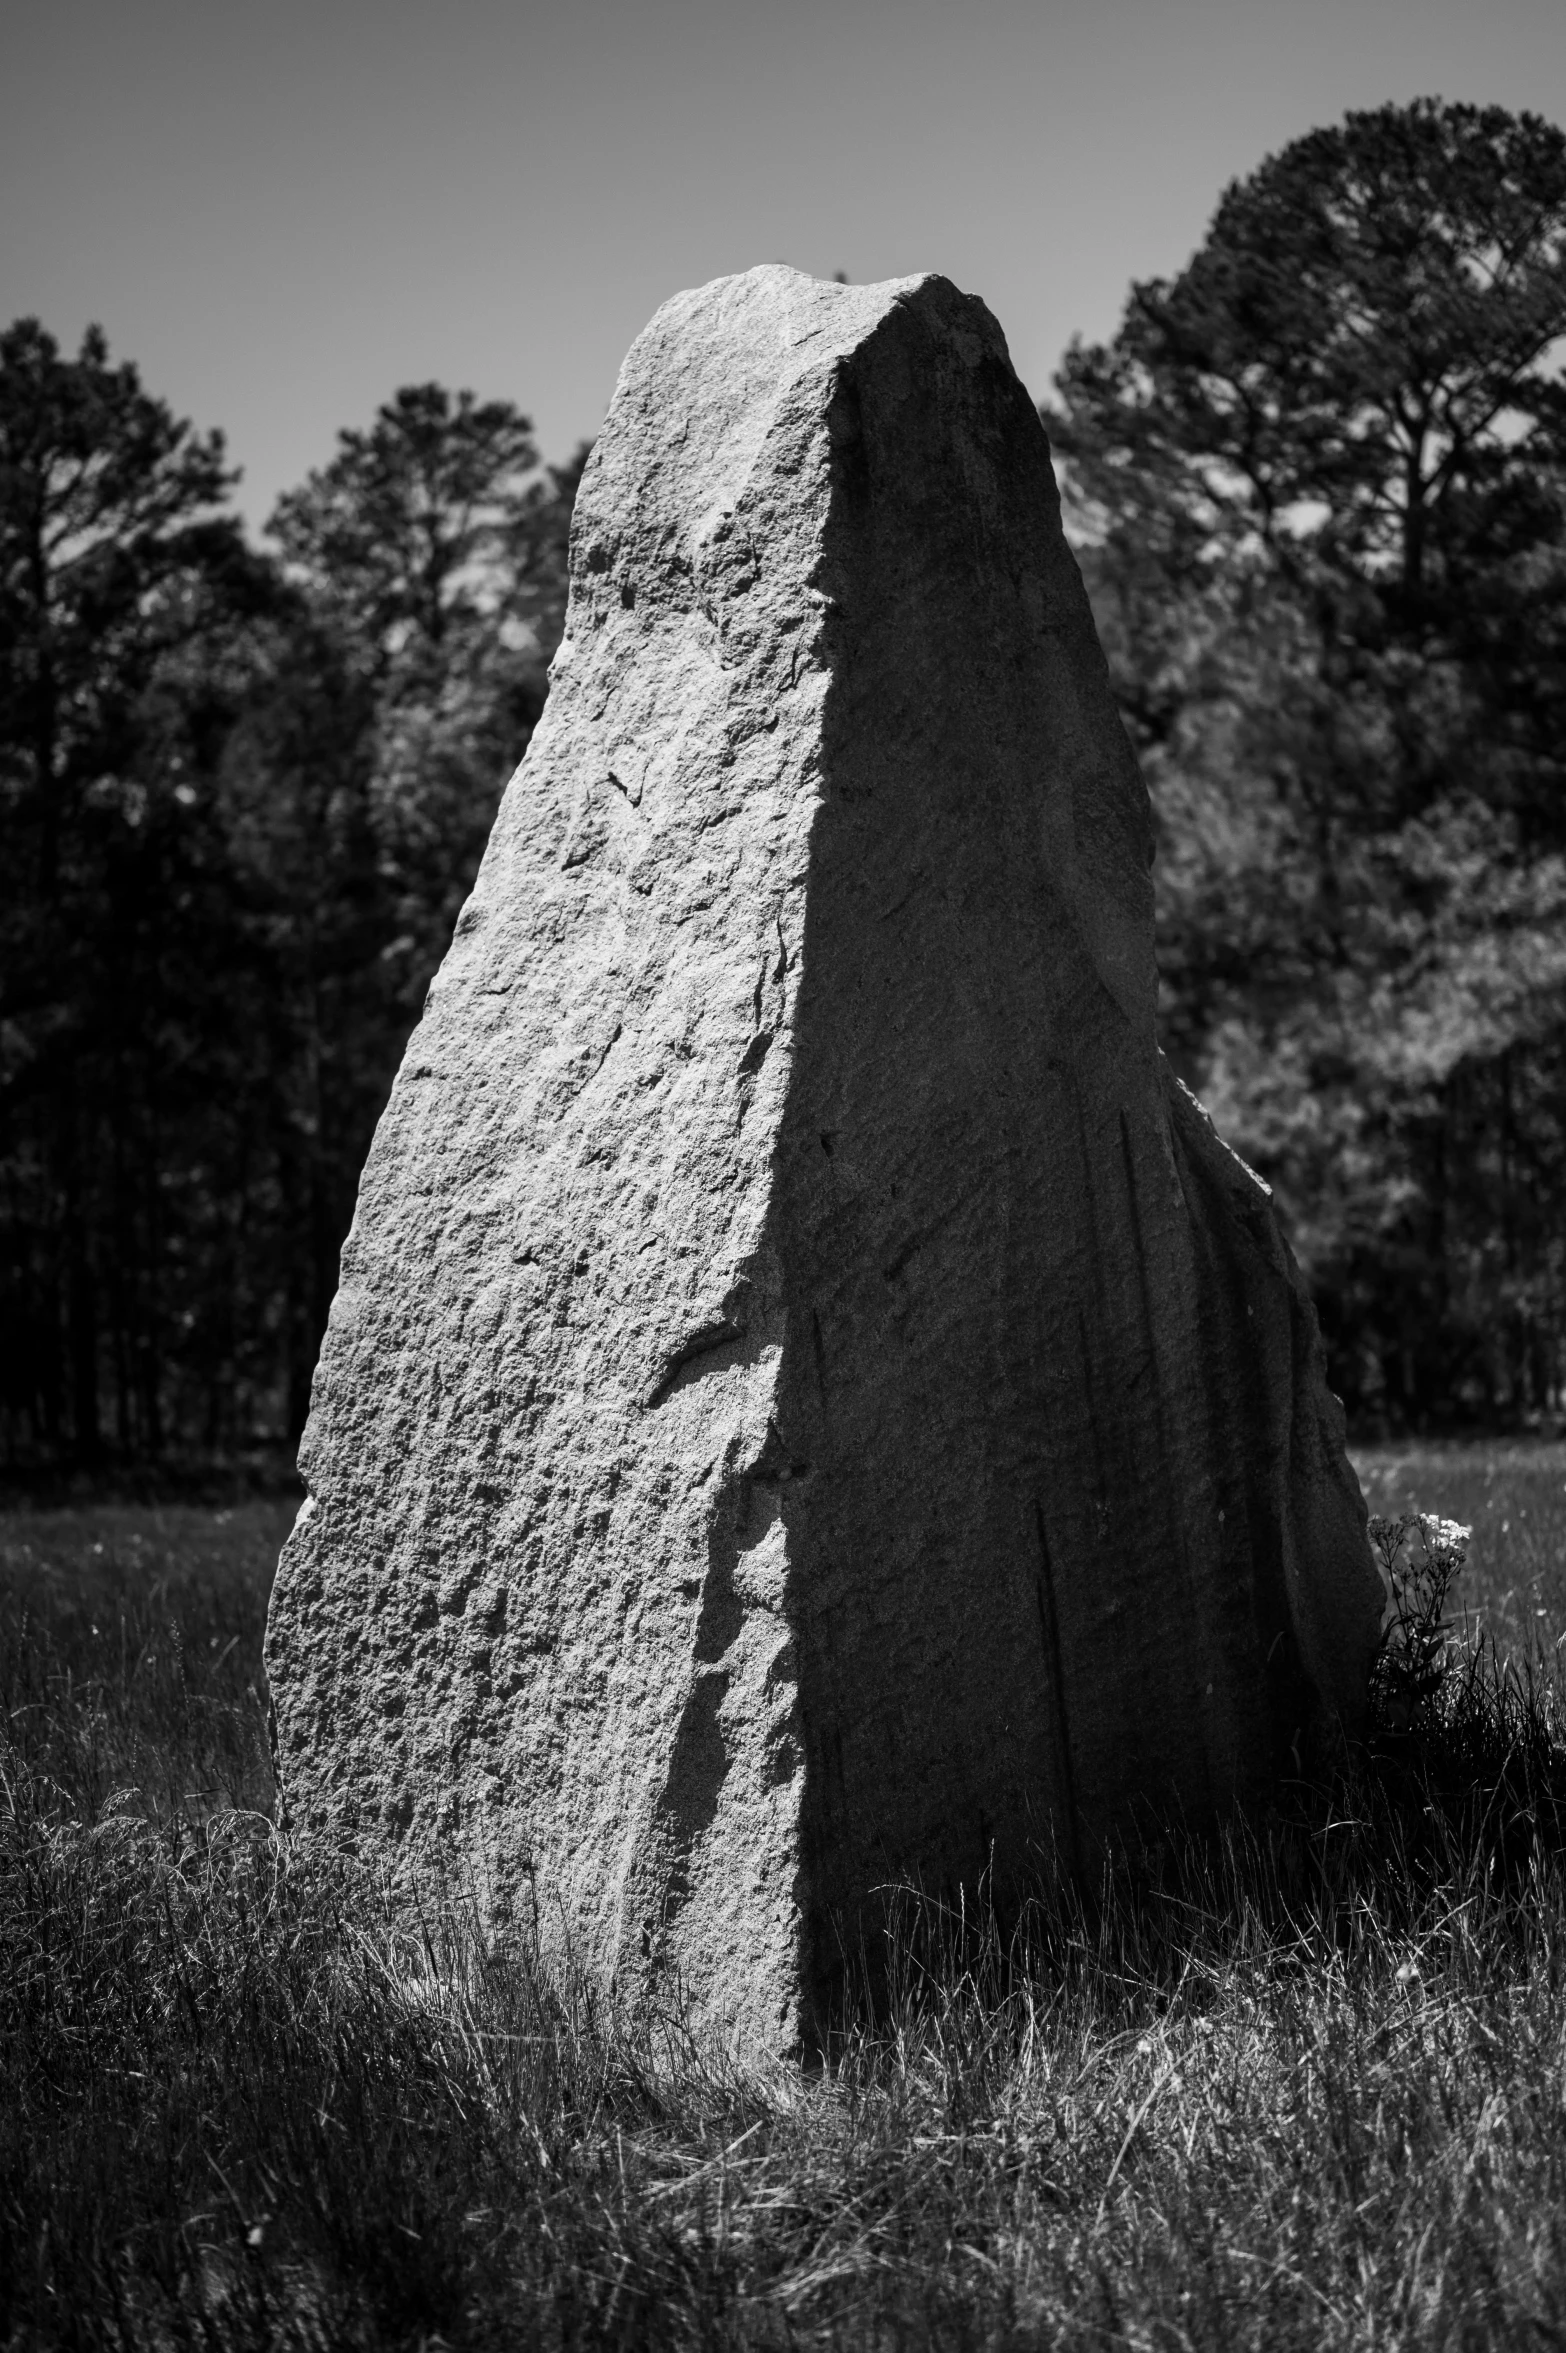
<box><xmin>1419</xmin><ymin>1515</ymin><xmax>1472</xmax><ymax>1549</ymax></box>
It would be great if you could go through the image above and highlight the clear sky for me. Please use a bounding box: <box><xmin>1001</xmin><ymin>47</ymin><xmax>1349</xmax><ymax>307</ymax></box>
<box><xmin>5</xmin><ymin>0</ymin><xmax>1564</xmax><ymax>534</ymax></box>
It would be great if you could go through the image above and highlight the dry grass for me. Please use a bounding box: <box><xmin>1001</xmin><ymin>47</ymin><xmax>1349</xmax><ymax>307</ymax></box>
<box><xmin>4</xmin><ymin>1474</ymin><xmax>1566</xmax><ymax>2348</ymax></box>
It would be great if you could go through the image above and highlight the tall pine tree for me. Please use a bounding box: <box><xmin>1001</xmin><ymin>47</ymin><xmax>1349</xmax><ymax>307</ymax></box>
<box><xmin>1049</xmin><ymin>100</ymin><xmax>1566</xmax><ymax>1425</ymax></box>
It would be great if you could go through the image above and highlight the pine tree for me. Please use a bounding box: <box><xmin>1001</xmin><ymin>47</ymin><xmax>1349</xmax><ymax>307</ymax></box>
<box><xmin>1049</xmin><ymin>101</ymin><xmax>1566</xmax><ymax>1425</ymax></box>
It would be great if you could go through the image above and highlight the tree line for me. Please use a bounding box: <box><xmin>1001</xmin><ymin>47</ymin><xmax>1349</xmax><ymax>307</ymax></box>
<box><xmin>3</xmin><ymin>94</ymin><xmax>1564</xmax><ymax>1466</ymax></box>
<box><xmin>0</xmin><ymin>332</ymin><xmax>583</xmax><ymax>1465</ymax></box>
<box><xmin>1050</xmin><ymin>97</ymin><xmax>1566</xmax><ymax>1431</ymax></box>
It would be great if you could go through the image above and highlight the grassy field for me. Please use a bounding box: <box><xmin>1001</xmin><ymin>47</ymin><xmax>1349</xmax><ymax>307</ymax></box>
<box><xmin>4</xmin><ymin>1457</ymin><xmax>1566</xmax><ymax>2348</ymax></box>
<box><xmin>0</xmin><ymin>1500</ymin><xmax>293</xmax><ymax>1829</ymax></box>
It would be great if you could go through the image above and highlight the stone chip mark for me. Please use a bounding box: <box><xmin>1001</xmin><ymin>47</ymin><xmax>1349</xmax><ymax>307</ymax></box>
<box><xmin>642</xmin><ymin>1319</ymin><xmax>747</xmax><ymax>1409</ymax></box>
<box><xmin>608</xmin><ymin>747</ymin><xmax>645</xmax><ymax>807</ymax></box>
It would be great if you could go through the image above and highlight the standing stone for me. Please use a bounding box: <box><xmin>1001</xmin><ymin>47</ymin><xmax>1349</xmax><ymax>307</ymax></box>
<box><xmin>265</xmin><ymin>267</ymin><xmax>1384</xmax><ymax>2057</ymax></box>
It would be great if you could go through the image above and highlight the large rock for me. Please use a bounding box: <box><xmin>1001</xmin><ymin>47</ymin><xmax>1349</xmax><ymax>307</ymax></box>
<box><xmin>265</xmin><ymin>266</ymin><xmax>1384</xmax><ymax>2056</ymax></box>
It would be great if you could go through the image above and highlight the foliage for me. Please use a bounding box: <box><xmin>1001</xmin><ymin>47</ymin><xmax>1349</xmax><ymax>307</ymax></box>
<box><xmin>5</xmin><ymin>1502</ymin><xmax>1566</xmax><ymax>2344</ymax></box>
<box><xmin>9</xmin><ymin>107</ymin><xmax>1566</xmax><ymax>1459</ymax></box>
<box><xmin>1358</xmin><ymin>1439</ymin><xmax>1566</xmax><ymax>1662</ymax></box>
<box><xmin>0</xmin><ymin>321</ymin><xmax>285</xmax><ymax>1461</ymax></box>
<box><xmin>0</xmin><ymin>329</ymin><xmax>583</xmax><ymax>1467</ymax></box>
<box><xmin>1369</xmin><ymin>1508</ymin><xmax>1473</xmax><ymax>1731</ymax></box>
<box><xmin>1051</xmin><ymin>100</ymin><xmax>1566</xmax><ymax>1427</ymax></box>
<box><xmin>270</xmin><ymin>389</ymin><xmax>587</xmax><ymax>1002</ymax></box>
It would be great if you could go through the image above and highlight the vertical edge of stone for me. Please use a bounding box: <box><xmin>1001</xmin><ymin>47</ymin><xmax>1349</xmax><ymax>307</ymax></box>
<box><xmin>1162</xmin><ymin>1065</ymin><xmax>1383</xmax><ymax>1754</ymax></box>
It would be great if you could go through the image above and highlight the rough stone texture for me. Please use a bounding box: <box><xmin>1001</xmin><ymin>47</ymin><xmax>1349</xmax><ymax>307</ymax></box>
<box><xmin>265</xmin><ymin>266</ymin><xmax>1385</xmax><ymax>2057</ymax></box>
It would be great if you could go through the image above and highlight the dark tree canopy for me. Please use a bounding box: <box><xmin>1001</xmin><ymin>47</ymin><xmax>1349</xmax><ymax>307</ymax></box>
<box><xmin>1054</xmin><ymin>101</ymin><xmax>1566</xmax><ymax>589</ymax></box>
<box><xmin>1049</xmin><ymin>100</ymin><xmax>1566</xmax><ymax>1428</ymax></box>
<box><xmin>269</xmin><ymin>387</ymin><xmax>583</xmax><ymax>1004</ymax></box>
<box><xmin>0</xmin><ymin>319</ymin><xmax>260</xmax><ymax>886</ymax></box>
<box><xmin>6</xmin><ymin>106</ymin><xmax>1565</xmax><ymax>1460</ymax></box>
<box><xmin>0</xmin><ymin>333</ymin><xmax>582</xmax><ymax>1471</ymax></box>
<box><xmin>0</xmin><ymin>322</ymin><xmax>282</xmax><ymax>1459</ymax></box>
<box><xmin>1053</xmin><ymin>101</ymin><xmax>1566</xmax><ymax>842</ymax></box>
<box><xmin>270</xmin><ymin>383</ymin><xmax>544</xmax><ymax>669</ymax></box>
